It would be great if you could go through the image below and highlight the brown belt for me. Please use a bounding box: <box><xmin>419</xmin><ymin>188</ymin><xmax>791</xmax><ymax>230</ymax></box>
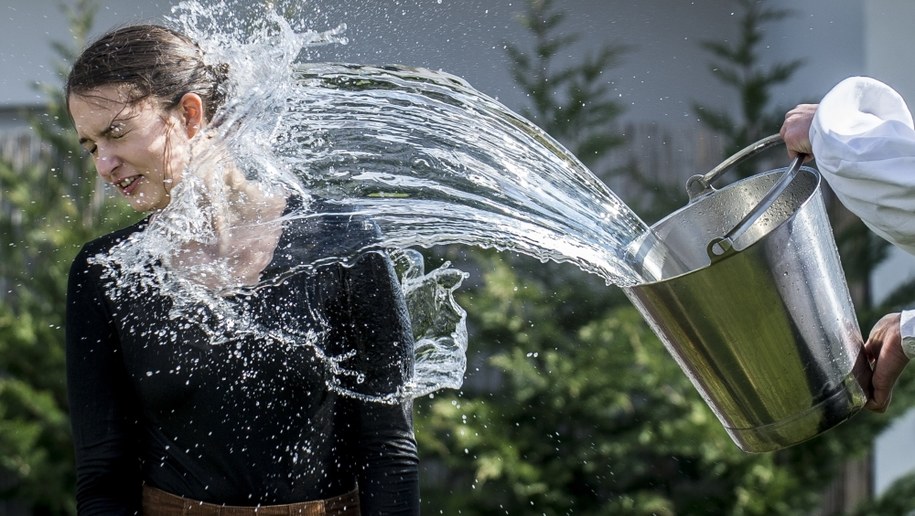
<box><xmin>141</xmin><ymin>485</ymin><xmax>360</xmax><ymax>515</ymax></box>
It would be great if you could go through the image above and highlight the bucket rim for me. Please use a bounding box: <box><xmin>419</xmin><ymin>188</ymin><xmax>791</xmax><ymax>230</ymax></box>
<box><xmin>626</xmin><ymin>166</ymin><xmax>823</xmax><ymax>287</ymax></box>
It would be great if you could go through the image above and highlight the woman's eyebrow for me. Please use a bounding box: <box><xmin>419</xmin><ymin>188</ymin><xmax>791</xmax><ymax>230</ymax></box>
<box><xmin>77</xmin><ymin>124</ymin><xmax>116</xmax><ymax>146</ymax></box>
<box><xmin>78</xmin><ymin>107</ymin><xmax>132</xmax><ymax>145</ymax></box>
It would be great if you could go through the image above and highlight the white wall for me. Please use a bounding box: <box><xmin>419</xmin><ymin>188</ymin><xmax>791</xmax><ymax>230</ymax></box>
<box><xmin>865</xmin><ymin>0</ymin><xmax>915</xmax><ymax>105</ymax></box>
<box><xmin>765</xmin><ymin>0</ymin><xmax>865</xmax><ymax>104</ymax></box>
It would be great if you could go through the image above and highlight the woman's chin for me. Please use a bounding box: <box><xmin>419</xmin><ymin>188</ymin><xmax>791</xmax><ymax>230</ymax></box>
<box><xmin>126</xmin><ymin>194</ymin><xmax>168</xmax><ymax>213</ymax></box>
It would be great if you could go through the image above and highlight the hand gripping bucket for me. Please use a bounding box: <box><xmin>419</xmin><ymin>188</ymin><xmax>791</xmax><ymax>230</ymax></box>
<box><xmin>623</xmin><ymin>135</ymin><xmax>873</xmax><ymax>453</ymax></box>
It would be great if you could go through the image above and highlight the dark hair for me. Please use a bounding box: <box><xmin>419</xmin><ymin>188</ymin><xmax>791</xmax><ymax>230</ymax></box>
<box><xmin>66</xmin><ymin>24</ymin><xmax>229</xmax><ymax>122</ymax></box>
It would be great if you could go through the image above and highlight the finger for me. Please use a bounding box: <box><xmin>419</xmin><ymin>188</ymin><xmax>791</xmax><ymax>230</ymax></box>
<box><xmin>866</xmin><ymin>342</ymin><xmax>908</xmax><ymax>413</ymax></box>
<box><xmin>864</xmin><ymin>338</ymin><xmax>886</xmax><ymax>410</ymax></box>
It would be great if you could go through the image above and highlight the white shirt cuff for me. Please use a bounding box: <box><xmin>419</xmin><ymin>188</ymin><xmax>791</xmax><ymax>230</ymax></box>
<box><xmin>899</xmin><ymin>309</ymin><xmax>915</xmax><ymax>359</ymax></box>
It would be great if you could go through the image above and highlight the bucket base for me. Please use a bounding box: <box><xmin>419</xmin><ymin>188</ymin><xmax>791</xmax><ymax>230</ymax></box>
<box><xmin>725</xmin><ymin>362</ymin><xmax>869</xmax><ymax>453</ymax></box>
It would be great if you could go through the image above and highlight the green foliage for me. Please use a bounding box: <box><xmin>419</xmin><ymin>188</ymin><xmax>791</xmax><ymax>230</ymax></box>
<box><xmin>420</xmin><ymin>259</ymin><xmax>724</xmax><ymax>514</ymax></box>
<box><xmin>0</xmin><ymin>131</ymin><xmax>76</xmax><ymax>516</ymax></box>
<box><xmin>416</xmin><ymin>256</ymin><xmax>868</xmax><ymax>515</ymax></box>
<box><xmin>0</xmin><ymin>0</ymin><xmax>132</xmax><ymax>513</ymax></box>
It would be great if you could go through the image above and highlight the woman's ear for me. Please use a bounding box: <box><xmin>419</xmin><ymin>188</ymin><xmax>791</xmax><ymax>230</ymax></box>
<box><xmin>178</xmin><ymin>92</ymin><xmax>205</xmax><ymax>138</ymax></box>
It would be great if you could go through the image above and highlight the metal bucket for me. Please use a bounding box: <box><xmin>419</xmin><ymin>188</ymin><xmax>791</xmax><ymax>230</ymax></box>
<box><xmin>623</xmin><ymin>135</ymin><xmax>872</xmax><ymax>453</ymax></box>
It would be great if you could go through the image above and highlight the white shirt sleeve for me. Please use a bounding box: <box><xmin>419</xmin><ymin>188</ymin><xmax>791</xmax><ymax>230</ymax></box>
<box><xmin>810</xmin><ymin>76</ymin><xmax>915</xmax><ymax>256</ymax></box>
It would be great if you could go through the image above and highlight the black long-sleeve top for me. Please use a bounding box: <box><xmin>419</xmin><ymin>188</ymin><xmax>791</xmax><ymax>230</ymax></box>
<box><xmin>65</xmin><ymin>204</ymin><xmax>419</xmax><ymax>515</ymax></box>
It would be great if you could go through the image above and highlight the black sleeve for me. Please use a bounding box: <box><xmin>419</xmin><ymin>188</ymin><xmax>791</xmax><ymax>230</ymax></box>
<box><xmin>66</xmin><ymin>244</ymin><xmax>142</xmax><ymax>515</ymax></box>
<box><xmin>342</xmin><ymin>250</ymin><xmax>420</xmax><ymax>515</ymax></box>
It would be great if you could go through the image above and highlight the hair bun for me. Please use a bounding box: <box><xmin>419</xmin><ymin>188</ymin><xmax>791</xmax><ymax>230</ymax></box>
<box><xmin>207</xmin><ymin>62</ymin><xmax>231</xmax><ymax>116</ymax></box>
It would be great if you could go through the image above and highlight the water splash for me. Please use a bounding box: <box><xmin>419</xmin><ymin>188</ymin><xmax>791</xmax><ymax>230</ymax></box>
<box><xmin>278</xmin><ymin>62</ymin><xmax>651</xmax><ymax>285</ymax></box>
<box><xmin>90</xmin><ymin>0</ymin><xmax>655</xmax><ymax>402</ymax></box>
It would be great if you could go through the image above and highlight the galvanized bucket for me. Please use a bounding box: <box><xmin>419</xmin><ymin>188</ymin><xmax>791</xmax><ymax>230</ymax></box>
<box><xmin>623</xmin><ymin>135</ymin><xmax>872</xmax><ymax>453</ymax></box>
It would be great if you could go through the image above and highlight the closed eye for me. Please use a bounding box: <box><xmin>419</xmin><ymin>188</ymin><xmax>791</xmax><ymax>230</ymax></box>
<box><xmin>77</xmin><ymin>122</ymin><xmax>129</xmax><ymax>157</ymax></box>
<box><xmin>108</xmin><ymin>123</ymin><xmax>128</xmax><ymax>139</ymax></box>
<box><xmin>78</xmin><ymin>138</ymin><xmax>98</xmax><ymax>157</ymax></box>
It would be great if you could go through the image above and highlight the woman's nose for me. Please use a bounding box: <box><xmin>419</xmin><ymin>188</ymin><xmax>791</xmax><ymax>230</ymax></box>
<box><xmin>94</xmin><ymin>149</ymin><xmax>120</xmax><ymax>180</ymax></box>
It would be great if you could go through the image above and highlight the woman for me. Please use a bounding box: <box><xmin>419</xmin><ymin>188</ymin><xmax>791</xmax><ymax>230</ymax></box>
<box><xmin>65</xmin><ymin>24</ymin><xmax>419</xmax><ymax>514</ymax></box>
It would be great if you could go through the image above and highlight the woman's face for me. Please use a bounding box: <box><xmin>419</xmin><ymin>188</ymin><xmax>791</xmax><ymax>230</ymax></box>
<box><xmin>69</xmin><ymin>85</ymin><xmax>196</xmax><ymax>212</ymax></box>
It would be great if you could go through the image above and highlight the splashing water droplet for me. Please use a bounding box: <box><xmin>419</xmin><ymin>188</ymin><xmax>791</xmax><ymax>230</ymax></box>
<box><xmin>91</xmin><ymin>0</ymin><xmax>656</xmax><ymax>403</ymax></box>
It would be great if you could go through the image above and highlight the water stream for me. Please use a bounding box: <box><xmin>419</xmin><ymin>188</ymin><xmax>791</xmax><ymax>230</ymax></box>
<box><xmin>91</xmin><ymin>0</ymin><xmax>666</xmax><ymax>401</ymax></box>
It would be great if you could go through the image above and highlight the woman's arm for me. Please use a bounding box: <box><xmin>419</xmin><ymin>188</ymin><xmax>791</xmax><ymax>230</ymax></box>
<box><xmin>343</xmin><ymin>250</ymin><xmax>420</xmax><ymax>515</ymax></box>
<box><xmin>66</xmin><ymin>244</ymin><xmax>142</xmax><ymax>515</ymax></box>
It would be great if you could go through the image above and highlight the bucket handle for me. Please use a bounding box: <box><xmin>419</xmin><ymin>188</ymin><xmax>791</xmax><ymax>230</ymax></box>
<box><xmin>686</xmin><ymin>134</ymin><xmax>783</xmax><ymax>201</ymax></box>
<box><xmin>706</xmin><ymin>154</ymin><xmax>804</xmax><ymax>259</ymax></box>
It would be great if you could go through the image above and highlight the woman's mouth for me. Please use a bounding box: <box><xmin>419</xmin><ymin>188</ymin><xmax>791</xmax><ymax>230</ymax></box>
<box><xmin>117</xmin><ymin>175</ymin><xmax>142</xmax><ymax>195</ymax></box>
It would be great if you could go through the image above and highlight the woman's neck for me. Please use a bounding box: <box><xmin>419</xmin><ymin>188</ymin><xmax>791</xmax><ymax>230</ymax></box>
<box><xmin>160</xmin><ymin>163</ymin><xmax>290</xmax><ymax>290</ymax></box>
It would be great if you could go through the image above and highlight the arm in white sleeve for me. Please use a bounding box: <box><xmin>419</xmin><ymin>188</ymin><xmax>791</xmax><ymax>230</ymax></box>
<box><xmin>810</xmin><ymin>76</ymin><xmax>915</xmax><ymax>255</ymax></box>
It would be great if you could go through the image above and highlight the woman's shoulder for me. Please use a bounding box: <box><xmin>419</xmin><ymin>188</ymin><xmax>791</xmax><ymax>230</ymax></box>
<box><xmin>72</xmin><ymin>217</ymin><xmax>149</xmax><ymax>269</ymax></box>
<box><xmin>281</xmin><ymin>197</ymin><xmax>382</xmax><ymax>255</ymax></box>
<box><xmin>260</xmin><ymin>196</ymin><xmax>385</xmax><ymax>277</ymax></box>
